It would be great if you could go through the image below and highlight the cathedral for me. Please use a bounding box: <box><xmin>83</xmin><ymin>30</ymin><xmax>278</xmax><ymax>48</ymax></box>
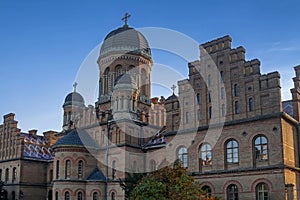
<box><xmin>1</xmin><ymin>15</ymin><xmax>300</xmax><ymax>200</ymax></box>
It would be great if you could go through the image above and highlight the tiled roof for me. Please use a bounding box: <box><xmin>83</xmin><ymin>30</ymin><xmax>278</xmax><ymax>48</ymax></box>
<box><xmin>21</xmin><ymin>132</ymin><xmax>53</xmax><ymax>160</ymax></box>
<box><xmin>87</xmin><ymin>167</ymin><xmax>106</xmax><ymax>181</ymax></box>
<box><xmin>53</xmin><ymin>129</ymin><xmax>99</xmax><ymax>149</ymax></box>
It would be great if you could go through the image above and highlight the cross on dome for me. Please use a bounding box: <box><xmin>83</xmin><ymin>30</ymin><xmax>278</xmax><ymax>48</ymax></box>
<box><xmin>171</xmin><ymin>84</ymin><xmax>176</xmax><ymax>94</ymax></box>
<box><xmin>73</xmin><ymin>82</ymin><xmax>78</xmax><ymax>92</ymax></box>
<box><xmin>122</xmin><ymin>12</ymin><xmax>131</xmax><ymax>26</ymax></box>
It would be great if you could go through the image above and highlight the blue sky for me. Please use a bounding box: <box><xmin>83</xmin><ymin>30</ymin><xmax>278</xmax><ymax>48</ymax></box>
<box><xmin>0</xmin><ymin>0</ymin><xmax>299</xmax><ymax>133</ymax></box>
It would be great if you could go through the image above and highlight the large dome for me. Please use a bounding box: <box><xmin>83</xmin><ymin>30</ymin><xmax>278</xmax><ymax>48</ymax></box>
<box><xmin>99</xmin><ymin>25</ymin><xmax>151</xmax><ymax>59</ymax></box>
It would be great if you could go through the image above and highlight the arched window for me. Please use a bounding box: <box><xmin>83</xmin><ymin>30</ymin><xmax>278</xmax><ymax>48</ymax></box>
<box><xmin>196</xmin><ymin>93</ymin><xmax>200</xmax><ymax>105</ymax></box>
<box><xmin>56</xmin><ymin>160</ymin><xmax>60</xmax><ymax>179</ymax></box>
<box><xmin>5</xmin><ymin>168</ymin><xmax>9</xmax><ymax>182</ymax></box>
<box><xmin>234</xmin><ymin>84</ymin><xmax>238</xmax><ymax>97</ymax></box>
<box><xmin>55</xmin><ymin>192</ymin><xmax>58</xmax><ymax>200</ymax></box>
<box><xmin>111</xmin><ymin>192</ymin><xmax>115</xmax><ymax>200</ymax></box>
<box><xmin>12</xmin><ymin>167</ymin><xmax>16</xmax><ymax>182</ymax></box>
<box><xmin>178</xmin><ymin>147</ymin><xmax>188</xmax><ymax>168</ymax></box>
<box><xmin>65</xmin><ymin>160</ymin><xmax>71</xmax><ymax>179</ymax></box>
<box><xmin>201</xmin><ymin>185</ymin><xmax>211</xmax><ymax>198</ymax></box>
<box><xmin>78</xmin><ymin>160</ymin><xmax>83</xmax><ymax>179</ymax></box>
<box><xmin>115</xmin><ymin>65</ymin><xmax>123</xmax><ymax>77</ymax></box>
<box><xmin>64</xmin><ymin>191</ymin><xmax>70</xmax><ymax>200</ymax></box>
<box><xmin>209</xmin><ymin>106</ymin><xmax>212</xmax><ymax>119</ymax></box>
<box><xmin>112</xmin><ymin>160</ymin><xmax>116</xmax><ymax>179</ymax></box>
<box><xmin>150</xmin><ymin>160</ymin><xmax>156</xmax><ymax>171</ymax></box>
<box><xmin>249</xmin><ymin>98</ymin><xmax>253</xmax><ymax>112</ymax></box>
<box><xmin>227</xmin><ymin>184</ymin><xmax>238</xmax><ymax>200</ymax></box>
<box><xmin>254</xmin><ymin>135</ymin><xmax>268</xmax><ymax>161</ymax></box>
<box><xmin>235</xmin><ymin>101</ymin><xmax>239</xmax><ymax>114</ymax></box>
<box><xmin>12</xmin><ymin>191</ymin><xmax>15</xmax><ymax>200</ymax></box>
<box><xmin>200</xmin><ymin>143</ymin><xmax>212</xmax><ymax>166</ymax></box>
<box><xmin>77</xmin><ymin>191</ymin><xmax>83</xmax><ymax>200</ymax></box>
<box><xmin>256</xmin><ymin>183</ymin><xmax>269</xmax><ymax>200</ymax></box>
<box><xmin>226</xmin><ymin>140</ymin><xmax>239</xmax><ymax>164</ymax></box>
<box><xmin>93</xmin><ymin>192</ymin><xmax>99</xmax><ymax>200</ymax></box>
<box><xmin>220</xmin><ymin>71</ymin><xmax>225</xmax><ymax>82</ymax></box>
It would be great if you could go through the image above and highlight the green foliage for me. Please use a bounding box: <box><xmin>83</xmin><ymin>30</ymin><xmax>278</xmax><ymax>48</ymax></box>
<box><xmin>129</xmin><ymin>161</ymin><xmax>220</xmax><ymax>200</ymax></box>
<box><xmin>119</xmin><ymin>172</ymin><xmax>147</xmax><ymax>200</ymax></box>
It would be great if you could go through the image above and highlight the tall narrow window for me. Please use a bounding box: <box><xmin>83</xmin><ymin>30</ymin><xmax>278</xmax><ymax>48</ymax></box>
<box><xmin>78</xmin><ymin>160</ymin><xmax>83</xmax><ymax>179</ymax></box>
<box><xmin>111</xmin><ymin>192</ymin><xmax>115</xmax><ymax>200</ymax></box>
<box><xmin>200</xmin><ymin>143</ymin><xmax>212</xmax><ymax>166</ymax></box>
<box><xmin>56</xmin><ymin>160</ymin><xmax>60</xmax><ymax>179</ymax></box>
<box><xmin>49</xmin><ymin>169</ymin><xmax>53</xmax><ymax>182</ymax></box>
<box><xmin>12</xmin><ymin>191</ymin><xmax>15</xmax><ymax>200</ymax></box>
<box><xmin>178</xmin><ymin>147</ymin><xmax>188</xmax><ymax>168</ymax></box>
<box><xmin>220</xmin><ymin>71</ymin><xmax>225</xmax><ymax>82</ymax></box>
<box><xmin>222</xmin><ymin>104</ymin><xmax>226</xmax><ymax>117</ymax></box>
<box><xmin>201</xmin><ymin>186</ymin><xmax>211</xmax><ymax>198</ymax></box>
<box><xmin>235</xmin><ymin>101</ymin><xmax>239</xmax><ymax>114</ymax></box>
<box><xmin>196</xmin><ymin>93</ymin><xmax>200</xmax><ymax>105</ymax></box>
<box><xmin>93</xmin><ymin>192</ymin><xmax>99</xmax><ymax>200</ymax></box>
<box><xmin>55</xmin><ymin>192</ymin><xmax>58</xmax><ymax>200</ymax></box>
<box><xmin>227</xmin><ymin>184</ymin><xmax>239</xmax><ymax>200</ymax></box>
<box><xmin>65</xmin><ymin>191</ymin><xmax>70</xmax><ymax>200</ymax></box>
<box><xmin>77</xmin><ymin>192</ymin><xmax>83</xmax><ymax>200</ymax></box>
<box><xmin>12</xmin><ymin>167</ymin><xmax>16</xmax><ymax>182</ymax></box>
<box><xmin>208</xmin><ymin>91</ymin><xmax>212</xmax><ymax>103</ymax></box>
<box><xmin>226</xmin><ymin>140</ymin><xmax>238</xmax><ymax>164</ymax></box>
<box><xmin>209</xmin><ymin>106</ymin><xmax>212</xmax><ymax>119</ymax></box>
<box><xmin>256</xmin><ymin>183</ymin><xmax>269</xmax><ymax>200</ymax></box>
<box><xmin>221</xmin><ymin>87</ymin><xmax>225</xmax><ymax>100</ymax></box>
<box><xmin>65</xmin><ymin>160</ymin><xmax>71</xmax><ymax>179</ymax></box>
<box><xmin>0</xmin><ymin>169</ymin><xmax>2</xmax><ymax>180</ymax></box>
<box><xmin>112</xmin><ymin>160</ymin><xmax>116</xmax><ymax>179</ymax></box>
<box><xmin>254</xmin><ymin>135</ymin><xmax>268</xmax><ymax>161</ymax></box>
<box><xmin>234</xmin><ymin>84</ymin><xmax>238</xmax><ymax>97</ymax></box>
<box><xmin>5</xmin><ymin>168</ymin><xmax>9</xmax><ymax>182</ymax></box>
<box><xmin>249</xmin><ymin>98</ymin><xmax>253</xmax><ymax>112</ymax></box>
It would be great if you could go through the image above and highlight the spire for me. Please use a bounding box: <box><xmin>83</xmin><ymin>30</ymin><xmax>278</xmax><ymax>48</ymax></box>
<box><xmin>122</xmin><ymin>12</ymin><xmax>131</xmax><ymax>27</ymax></box>
<box><xmin>73</xmin><ymin>82</ymin><xmax>78</xmax><ymax>92</ymax></box>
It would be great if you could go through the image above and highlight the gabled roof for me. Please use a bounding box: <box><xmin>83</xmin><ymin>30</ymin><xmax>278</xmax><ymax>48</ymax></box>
<box><xmin>87</xmin><ymin>167</ymin><xmax>106</xmax><ymax>181</ymax></box>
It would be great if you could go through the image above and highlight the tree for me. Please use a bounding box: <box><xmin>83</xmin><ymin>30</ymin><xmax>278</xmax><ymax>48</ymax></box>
<box><xmin>119</xmin><ymin>172</ymin><xmax>147</xmax><ymax>200</ymax></box>
<box><xmin>129</xmin><ymin>161</ymin><xmax>220</xmax><ymax>200</ymax></box>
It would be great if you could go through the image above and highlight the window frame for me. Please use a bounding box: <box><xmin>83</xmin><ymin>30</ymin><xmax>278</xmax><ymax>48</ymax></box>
<box><xmin>227</xmin><ymin>184</ymin><xmax>239</xmax><ymax>200</ymax></box>
<box><xmin>254</xmin><ymin>135</ymin><xmax>268</xmax><ymax>161</ymax></box>
<box><xmin>200</xmin><ymin>143</ymin><xmax>212</xmax><ymax>166</ymax></box>
<box><xmin>226</xmin><ymin>139</ymin><xmax>239</xmax><ymax>164</ymax></box>
<box><xmin>256</xmin><ymin>183</ymin><xmax>269</xmax><ymax>200</ymax></box>
<box><xmin>178</xmin><ymin>147</ymin><xmax>188</xmax><ymax>168</ymax></box>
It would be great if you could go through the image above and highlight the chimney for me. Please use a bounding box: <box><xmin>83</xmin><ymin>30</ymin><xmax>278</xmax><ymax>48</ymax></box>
<box><xmin>28</xmin><ymin>129</ymin><xmax>38</xmax><ymax>137</ymax></box>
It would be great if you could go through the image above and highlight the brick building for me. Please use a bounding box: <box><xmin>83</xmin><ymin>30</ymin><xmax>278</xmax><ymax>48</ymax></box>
<box><xmin>1</xmin><ymin>20</ymin><xmax>300</xmax><ymax>200</ymax></box>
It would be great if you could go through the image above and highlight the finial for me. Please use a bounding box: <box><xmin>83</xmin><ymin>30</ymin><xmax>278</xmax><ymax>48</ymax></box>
<box><xmin>73</xmin><ymin>82</ymin><xmax>78</xmax><ymax>92</ymax></box>
<box><xmin>171</xmin><ymin>84</ymin><xmax>176</xmax><ymax>94</ymax></box>
<box><xmin>122</xmin><ymin>12</ymin><xmax>131</xmax><ymax>26</ymax></box>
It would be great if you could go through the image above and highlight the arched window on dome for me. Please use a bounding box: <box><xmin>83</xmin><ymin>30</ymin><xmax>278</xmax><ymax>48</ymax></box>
<box><xmin>78</xmin><ymin>160</ymin><xmax>83</xmax><ymax>179</ymax></box>
<box><xmin>64</xmin><ymin>191</ymin><xmax>70</xmax><ymax>200</ymax></box>
<box><xmin>65</xmin><ymin>160</ymin><xmax>71</xmax><ymax>179</ymax></box>
<box><xmin>104</xmin><ymin>67</ymin><xmax>110</xmax><ymax>94</ymax></box>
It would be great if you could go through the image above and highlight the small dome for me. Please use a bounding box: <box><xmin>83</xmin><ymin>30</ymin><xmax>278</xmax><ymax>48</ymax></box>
<box><xmin>64</xmin><ymin>92</ymin><xmax>85</xmax><ymax>106</ymax></box>
<box><xmin>100</xmin><ymin>25</ymin><xmax>151</xmax><ymax>59</ymax></box>
<box><xmin>53</xmin><ymin>129</ymin><xmax>98</xmax><ymax>149</ymax></box>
